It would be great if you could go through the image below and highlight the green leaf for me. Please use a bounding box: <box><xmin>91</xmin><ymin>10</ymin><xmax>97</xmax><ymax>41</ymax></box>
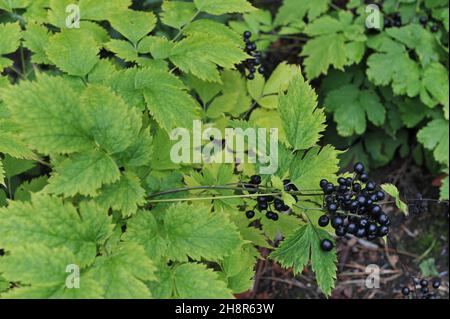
<box><xmin>135</xmin><ymin>68</ymin><xmax>200</xmax><ymax>133</ymax></box>
<box><xmin>1</xmin><ymin>155</ymin><xmax>35</xmax><ymax>178</ymax></box>
<box><xmin>381</xmin><ymin>184</ymin><xmax>409</xmax><ymax>215</ymax></box>
<box><xmin>270</xmin><ymin>223</ymin><xmax>337</xmax><ymax>296</ymax></box>
<box><xmin>105</xmin><ymin>39</ymin><xmax>139</xmax><ymax>62</ymax></box>
<box><xmin>325</xmin><ymin>84</ymin><xmax>385</xmax><ymax>136</ymax></box>
<box><xmin>123</xmin><ymin>211</ymin><xmax>168</xmax><ymax>261</ymax></box>
<box><xmin>301</xmin><ymin>34</ymin><xmax>347</xmax><ymax>79</ymax></box>
<box><xmin>170</xmin><ymin>33</ymin><xmax>248</xmax><ymax>82</ymax></box>
<box><xmin>45</xmin><ymin>29</ymin><xmax>100</xmax><ymax>77</ymax></box>
<box><xmin>0</xmin><ymin>244</ymin><xmax>103</xmax><ymax>299</ymax></box>
<box><xmin>278</xmin><ymin>74</ymin><xmax>326</xmax><ymax>150</ymax></box>
<box><xmin>0</xmin><ymin>22</ymin><xmax>22</xmax><ymax>55</ymax></box>
<box><xmin>45</xmin><ymin>150</ymin><xmax>121</xmax><ymax>197</ymax></box>
<box><xmin>193</xmin><ymin>0</ymin><xmax>255</xmax><ymax>15</ymax></box>
<box><xmin>421</xmin><ymin>63</ymin><xmax>449</xmax><ymax>116</ymax></box>
<box><xmin>290</xmin><ymin>146</ymin><xmax>342</xmax><ymax>191</ymax></box>
<box><xmin>161</xmin><ymin>1</ymin><xmax>197</xmax><ymax>29</ymax></box>
<box><xmin>172</xmin><ymin>263</ymin><xmax>234</xmax><ymax>298</ymax></box>
<box><xmin>88</xmin><ymin>242</ymin><xmax>156</xmax><ymax>299</ymax></box>
<box><xmin>80</xmin><ymin>85</ymin><xmax>142</xmax><ymax>154</ymax></box>
<box><xmin>95</xmin><ymin>172</ymin><xmax>146</xmax><ymax>217</ymax></box>
<box><xmin>0</xmin><ymin>195</ymin><xmax>113</xmax><ymax>266</ymax></box>
<box><xmin>22</xmin><ymin>21</ymin><xmax>51</xmax><ymax>65</ymax></box>
<box><xmin>164</xmin><ymin>203</ymin><xmax>243</xmax><ymax>262</ymax></box>
<box><xmin>221</xmin><ymin>244</ymin><xmax>257</xmax><ymax>294</ymax></box>
<box><xmin>0</xmin><ymin>74</ymin><xmax>94</xmax><ymax>154</ymax></box>
<box><xmin>185</xmin><ymin>20</ymin><xmax>242</xmax><ymax>47</ymax></box>
<box><xmin>109</xmin><ymin>10</ymin><xmax>156</xmax><ymax>46</ymax></box>
<box><xmin>275</xmin><ymin>0</ymin><xmax>330</xmax><ymax>25</ymax></box>
<box><xmin>367</xmin><ymin>47</ymin><xmax>420</xmax><ymax>97</ymax></box>
<box><xmin>417</xmin><ymin>119</ymin><xmax>449</xmax><ymax>165</ymax></box>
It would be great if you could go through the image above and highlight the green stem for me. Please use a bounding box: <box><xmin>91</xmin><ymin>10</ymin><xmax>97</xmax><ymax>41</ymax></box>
<box><xmin>147</xmin><ymin>192</ymin><xmax>283</xmax><ymax>204</ymax></box>
<box><xmin>172</xmin><ymin>9</ymin><xmax>201</xmax><ymax>42</ymax></box>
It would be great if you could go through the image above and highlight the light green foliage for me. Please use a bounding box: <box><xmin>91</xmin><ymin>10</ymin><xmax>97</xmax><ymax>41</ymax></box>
<box><xmin>0</xmin><ymin>0</ymin><xmax>366</xmax><ymax>299</ymax></box>
<box><xmin>278</xmin><ymin>74</ymin><xmax>326</xmax><ymax>150</ymax></box>
<box><xmin>193</xmin><ymin>0</ymin><xmax>255</xmax><ymax>15</ymax></box>
<box><xmin>0</xmin><ymin>22</ymin><xmax>22</xmax><ymax>71</ymax></box>
<box><xmin>45</xmin><ymin>30</ymin><xmax>100</xmax><ymax>77</ymax></box>
<box><xmin>381</xmin><ymin>184</ymin><xmax>409</xmax><ymax>215</ymax></box>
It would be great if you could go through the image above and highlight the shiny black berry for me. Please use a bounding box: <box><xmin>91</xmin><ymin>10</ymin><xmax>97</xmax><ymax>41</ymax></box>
<box><xmin>431</xmin><ymin>24</ymin><xmax>439</xmax><ymax>32</ymax></box>
<box><xmin>378</xmin><ymin>213</ymin><xmax>389</xmax><ymax>225</ymax></box>
<box><xmin>359</xmin><ymin>173</ymin><xmax>369</xmax><ymax>183</ymax></box>
<box><xmin>243</xmin><ymin>31</ymin><xmax>252</xmax><ymax>39</ymax></box>
<box><xmin>318</xmin><ymin>215</ymin><xmax>330</xmax><ymax>227</ymax></box>
<box><xmin>258</xmin><ymin>66</ymin><xmax>265</xmax><ymax>74</ymax></box>
<box><xmin>320</xmin><ymin>179</ymin><xmax>328</xmax><ymax>188</ymax></box>
<box><xmin>331</xmin><ymin>216</ymin><xmax>344</xmax><ymax>229</ymax></box>
<box><xmin>354</xmin><ymin>162</ymin><xmax>365</xmax><ymax>174</ymax></box>
<box><xmin>327</xmin><ymin>203</ymin><xmax>338</xmax><ymax>213</ymax></box>
<box><xmin>346</xmin><ymin>223</ymin><xmax>357</xmax><ymax>234</ymax></box>
<box><xmin>250</xmin><ymin>175</ymin><xmax>262</xmax><ymax>185</ymax></box>
<box><xmin>432</xmin><ymin>279</ymin><xmax>441</xmax><ymax>289</ymax></box>
<box><xmin>324</xmin><ymin>183</ymin><xmax>335</xmax><ymax>195</ymax></box>
<box><xmin>247</xmin><ymin>73</ymin><xmax>255</xmax><ymax>80</ymax></box>
<box><xmin>366</xmin><ymin>181</ymin><xmax>376</xmax><ymax>191</ymax></box>
<box><xmin>245</xmin><ymin>210</ymin><xmax>255</xmax><ymax>219</ymax></box>
<box><xmin>420</xmin><ymin>279</ymin><xmax>428</xmax><ymax>288</ymax></box>
<box><xmin>402</xmin><ymin>287</ymin><xmax>410</xmax><ymax>296</ymax></box>
<box><xmin>320</xmin><ymin>239</ymin><xmax>334</xmax><ymax>252</ymax></box>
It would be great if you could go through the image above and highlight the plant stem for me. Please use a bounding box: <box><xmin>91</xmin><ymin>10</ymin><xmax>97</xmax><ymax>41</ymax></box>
<box><xmin>172</xmin><ymin>10</ymin><xmax>201</xmax><ymax>42</ymax></box>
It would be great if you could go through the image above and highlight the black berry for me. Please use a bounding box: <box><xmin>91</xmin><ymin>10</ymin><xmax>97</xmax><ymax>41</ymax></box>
<box><xmin>245</xmin><ymin>210</ymin><xmax>255</xmax><ymax>219</ymax></box>
<box><xmin>250</xmin><ymin>175</ymin><xmax>262</xmax><ymax>185</ymax></box>
<box><xmin>320</xmin><ymin>239</ymin><xmax>334</xmax><ymax>252</ymax></box>
<box><xmin>318</xmin><ymin>215</ymin><xmax>330</xmax><ymax>227</ymax></box>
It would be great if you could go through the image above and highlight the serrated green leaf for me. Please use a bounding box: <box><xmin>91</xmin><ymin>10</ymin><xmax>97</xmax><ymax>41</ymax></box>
<box><xmin>0</xmin><ymin>74</ymin><xmax>94</xmax><ymax>154</ymax></box>
<box><xmin>278</xmin><ymin>74</ymin><xmax>326</xmax><ymax>150</ymax></box>
<box><xmin>123</xmin><ymin>211</ymin><xmax>168</xmax><ymax>261</ymax></box>
<box><xmin>194</xmin><ymin>0</ymin><xmax>255</xmax><ymax>15</ymax></box>
<box><xmin>95</xmin><ymin>172</ymin><xmax>146</xmax><ymax>217</ymax></box>
<box><xmin>45</xmin><ymin>150</ymin><xmax>120</xmax><ymax>197</ymax></box>
<box><xmin>290</xmin><ymin>146</ymin><xmax>341</xmax><ymax>191</ymax></box>
<box><xmin>164</xmin><ymin>203</ymin><xmax>243</xmax><ymax>262</ymax></box>
<box><xmin>0</xmin><ymin>22</ymin><xmax>22</xmax><ymax>55</ymax></box>
<box><xmin>88</xmin><ymin>242</ymin><xmax>155</xmax><ymax>299</ymax></box>
<box><xmin>45</xmin><ymin>29</ymin><xmax>100</xmax><ymax>77</ymax></box>
<box><xmin>0</xmin><ymin>0</ymin><xmax>30</xmax><ymax>11</ymax></box>
<box><xmin>270</xmin><ymin>223</ymin><xmax>337</xmax><ymax>296</ymax></box>
<box><xmin>161</xmin><ymin>1</ymin><xmax>197</xmax><ymax>29</ymax></box>
<box><xmin>170</xmin><ymin>33</ymin><xmax>248</xmax><ymax>82</ymax></box>
<box><xmin>109</xmin><ymin>9</ymin><xmax>156</xmax><ymax>45</ymax></box>
<box><xmin>22</xmin><ymin>21</ymin><xmax>51</xmax><ymax>65</ymax></box>
<box><xmin>80</xmin><ymin>85</ymin><xmax>142</xmax><ymax>154</ymax></box>
<box><xmin>325</xmin><ymin>84</ymin><xmax>385</xmax><ymax>136</ymax></box>
<box><xmin>14</xmin><ymin>176</ymin><xmax>48</xmax><ymax>201</ymax></box>
<box><xmin>0</xmin><ymin>195</ymin><xmax>113</xmax><ymax>266</ymax></box>
<box><xmin>105</xmin><ymin>39</ymin><xmax>139</xmax><ymax>62</ymax></box>
<box><xmin>173</xmin><ymin>263</ymin><xmax>234</xmax><ymax>298</ymax></box>
<box><xmin>135</xmin><ymin>68</ymin><xmax>200</xmax><ymax>133</ymax></box>
<box><xmin>301</xmin><ymin>34</ymin><xmax>347</xmax><ymax>79</ymax></box>
<box><xmin>0</xmin><ymin>244</ymin><xmax>104</xmax><ymax>299</ymax></box>
<box><xmin>421</xmin><ymin>63</ymin><xmax>449</xmax><ymax>116</ymax></box>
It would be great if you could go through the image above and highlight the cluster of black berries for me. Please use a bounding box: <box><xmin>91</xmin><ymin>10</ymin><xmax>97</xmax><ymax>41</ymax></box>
<box><xmin>318</xmin><ymin>162</ymin><xmax>390</xmax><ymax>250</ymax></box>
<box><xmin>402</xmin><ymin>278</ymin><xmax>441</xmax><ymax>299</ymax></box>
<box><xmin>243</xmin><ymin>175</ymin><xmax>297</xmax><ymax>222</ymax></box>
<box><xmin>384</xmin><ymin>12</ymin><xmax>403</xmax><ymax>28</ymax></box>
<box><xmin>384</xmin><ymin>12</ymin><xmax>440</xmax><ymax>32</ymax></box>
<box><xmin>409</xmin><ymin>193</ymin><xmax>428</xmax><ymax>215</ymax></box>
<box><xmin>242</xmin><ymin>31</ymin><xmax>264</xmax><ymax>80</ymax></box>
<box><xmin>418</xmin><ymin>15</ymin><xmax>440</xmax><ymax>33</ymax></box>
